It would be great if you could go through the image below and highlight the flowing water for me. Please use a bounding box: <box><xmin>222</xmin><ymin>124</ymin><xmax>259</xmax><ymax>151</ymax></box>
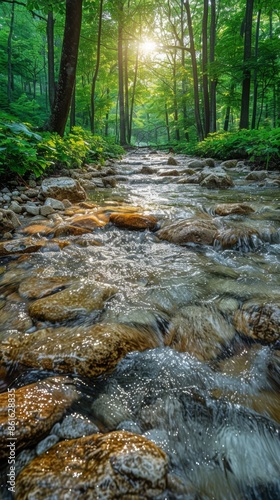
<box><xmin>1</xmin><ymin>150</ymin><xmax>280</xmax><ymax>498</ymax></box>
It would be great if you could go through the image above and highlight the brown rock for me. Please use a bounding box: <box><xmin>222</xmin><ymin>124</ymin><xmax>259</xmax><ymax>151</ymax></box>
<box><xmin>16</xmin><ymin>431</ymin><xmax>168</xmax><ymax>499</ymax></box>
<box><xmin>0</xmin><ymin>238</ymin><xmax>45</xmax><ymax>256</ymax></box>
<box><xmin>233</xmin><ymin>302</ymin><xmax>280</xmax><ymax>344</ymax></box>
<box><xmin>53</xmin><ymin>224</ymin><xmax>92</xmax><ymax>237</ymax></box>
<box><xmin>214</xmin><ymin>227</ymin><xmax>260</xmax><ymax>250</ymax></box>
<box><xmin>21</xmin><ymin>223</ymin><xmax>53</xmax><ymax>236</ymax></box>
<box><xmin>165</xmin><ymin>304</ymin><xmax>236</xmax><ymax>361</ymax></box>
<box><xmin>110</xmin><ymin>212</ymin><xmax>158</xmax><ymax>231</ymax></box>
<box><xmin>167</xmin><ymin>156</ymin><xmax>178</xmax><ymax>166</ymax></box>
<box><xmin>200</xmin><ymin>173</ymin><xmax>234</xmax><ymax>189</ymax></box>
<box><xmin>0</xmin><ymin>377</ymin><xmax>79</xmax><ymax>457</ymax></box>
<box><xmin>19</xmin><ymin>276</ymin><xmax>71</xmax><ymax>300</ymax></box>
<box><xmin>156</xmin><ymin>219</ymin><xmax>217</xmax><ymax>246</ymax></box>
<box><xmin>214</xmin><ymin>203</ymin><xmax>255</xmax><ymax>216</ymax></box>
<box><xmin>28</xmin><ymin>281</ymin><xmax>117</xmax><ymax>322</ymax></box>
<box><xmin>69</xmin><ymin>213</ymin><xmax>107</xmax><ymax>229</ymax></box>
<box><xmin>0</xmin><ymin>323</ymin><xmax>160</xmax><ymax>378</ymax></box>
<box><xmin>159</xmin><ymin>169</ymin><xmax>179</xmax><ymax>176</ymax></box>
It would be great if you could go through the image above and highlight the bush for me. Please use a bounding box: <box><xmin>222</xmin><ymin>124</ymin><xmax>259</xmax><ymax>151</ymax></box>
<box><xmin>0</xmin><ymin>120</ymin><xmax>124</xmax><ymax>181</ymax></box>
<box><xmin>176</xmin><ymin>128</ymin><xmax>280</xmax><ymax>169</ymax></box>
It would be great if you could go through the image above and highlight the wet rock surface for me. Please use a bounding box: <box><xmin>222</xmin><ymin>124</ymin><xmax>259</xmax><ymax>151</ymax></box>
<box><xmin>0</xmin><ymin>377</ymin><xmax>78</xmax><ymax>458</ymax></box>
<box><xmin>16</xmin><ymin>431</ymin><xmax>168</xmax><ymax>500</ymax></box>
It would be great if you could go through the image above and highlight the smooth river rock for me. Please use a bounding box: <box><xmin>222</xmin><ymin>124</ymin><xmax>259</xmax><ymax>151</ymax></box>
<box><xmin>18</xmin><ymin>276</ymin><xmax>71</xmax><ymax>300</ymax></box>
<box><xmin>39</xmin><ymin>177</ymin><xmax>86</xmax><ymax>203</ymax></box>
<box><xmin>0</xmin><ymin>377</ymin><xmax>78</xmax><ymax>457</ymax></box>
<box><xmin>156</xmin><ymin>218</ymin><xmax>217</xmax><ymax>246</ymax></box>
<box><xmin>28</xmin><ymin>281</ymin><xmax>117</xmax><ymax>322</ymax></box>
<box><xmin>16</xmin><ymin>431</ymin><xmax>168</xmax><ymax>499</ymax></box>
<box><xmin>214</xmin><ymin>203</ymin><xmax>255</xmax><ymax>216</ymax></box>
<box><xmin>234</xmin><ymin>302</ymin><xmax>280</xmax><ymax>344</ymax></box>
<box><xmin>109</xmin><ymin>212</ymin><xmax>158</xmax><ymax>231</ymax></box>
<box><xmin>0</xmin><ymin>323</ymin><xmax>160</xmax><ymax>378</ymax></box>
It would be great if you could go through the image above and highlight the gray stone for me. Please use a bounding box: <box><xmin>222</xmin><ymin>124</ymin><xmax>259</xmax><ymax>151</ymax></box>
<box><xmin>44</xmin><ymin>197</ymin><xmax>65</xmax><ymax>210</ymax></box>
<box><xmin>40</xmin><ymin>177</ymin><xmax>87</xmax><ymax>202</ymax></box>
<box><xmin>40</xmin><ymin>205</ymin><xmax>55</xmax><ymax>216</ymax></box>
<box><xmin>36</xmin><ymin>434</ymin><xmax>59</xmax><ymax>456</ymax></box>
<box><xmin>9</xmin><ymin>201</ymin><xmax>22</xmax><ymax>214</ymax></box>
<box><xmin>24</xmin><ymin>204</ymin><xmax>40</xmax><ymax>216</ymax></box>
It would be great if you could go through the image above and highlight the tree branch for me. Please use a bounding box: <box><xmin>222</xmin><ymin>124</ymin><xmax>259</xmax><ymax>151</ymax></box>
<box><xmin>0</xmin><ymin>0</ymin><xmax>47</xmax><ymax>21</ymax></box>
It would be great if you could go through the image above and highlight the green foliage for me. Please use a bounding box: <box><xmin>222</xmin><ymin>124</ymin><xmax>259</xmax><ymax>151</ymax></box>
<box><xmin>178</xmin><ymin>129</ymin><xmax>280</xmax><ymax>168</ymax></box>
<box><xmin>0</xmin><ymin>121</ymin><xmax>50</xmax><ymax>178</ymax></box>
<box><xmin>0</xmin><ymin>119</ymin><xmax>124</xmax><ymax>180</ymax></box>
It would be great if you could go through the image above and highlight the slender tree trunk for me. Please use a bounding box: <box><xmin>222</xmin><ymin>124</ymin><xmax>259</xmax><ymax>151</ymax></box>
<box><xmin>124</xmin><ymin>41</ymin><xmax>130</xmax><ymax>142</ymax></box>
<box><xmin>7</xmin><ymin>0</ymin><xmax>15</xmax><ymax>104</ymax></box>
<box><xmin>251</xmin><ymin>9</ymin><xmax>261</xmax><ymax>129</ymax></box>
<box><xmin>70</xmin><ymin>81</ymin><xmax>76</xmax><ymax>130</ymax></box>
<box><xmin>47</xmin><ymin>11</ymin><xmax>56</xmax><ymax>110</ymax></box>
<box><xmin>180</xmin><ymin>0</ymin><xmax>188</xmax><ymax>140</ymax></box>
<box><xmin>90</xmin><ymin>0</ymin><xmax>104</xmax><ymax>133</ymax></box>
<box><xmin>118</xmin><ymin>1</ymin><xmax>127</xmax><ymax>146</ymax></box>
<box><xmin>239</xmin><ymin>0</ymin><xmax>254</xmax><ymax>130</ymax></box>
<box><xmin>184</xmin><ymin>1</ymin><xmax>204</xmax><ymax>140</ymax></box>
<box><xmin>209</xmin><ymin>0</ymin><xmax>217</xmax><ymax>132</ymax></box>
<box><xmin>46</xmin><ymin>0</ymin><xmax>83</xmax><ymax>137</ymax></box>
<box><xmin>128</xmin><ymin>47</ymin><xmax>139</xmax><ymax>143</ymax></box>
<box><xmin>202</xmin><ymin>0</ymin><xmax>210</xmax><ymax>136</ymax></box>
<box><xmin>165</xmin><ymin>103</ymin><xmax>171</xmax><ymax>142</ymax></box>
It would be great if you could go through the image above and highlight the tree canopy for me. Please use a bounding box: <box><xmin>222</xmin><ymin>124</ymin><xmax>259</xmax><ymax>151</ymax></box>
<box><xmin>0</xmin><ymin>0</ymin><xmax>280</xmax><ymax>144</ymax></box>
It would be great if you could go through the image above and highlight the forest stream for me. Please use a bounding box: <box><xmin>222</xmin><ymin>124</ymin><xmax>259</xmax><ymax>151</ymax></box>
<box><xmin>0</xmin><ymin>149</ymin><xmax>280</xmax><ymax>499</ymax></box>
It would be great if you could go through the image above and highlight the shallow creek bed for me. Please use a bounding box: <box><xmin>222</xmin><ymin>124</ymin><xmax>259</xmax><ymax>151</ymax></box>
<box><xmin>0</xmin><ymin>149</ymin><xmax>280</xmax><ymax>499</ymax></box>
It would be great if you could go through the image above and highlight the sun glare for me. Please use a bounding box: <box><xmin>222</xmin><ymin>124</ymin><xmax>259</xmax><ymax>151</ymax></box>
<box><xmin>140</xmin><ymin>40</ymin><xmax>157</xmax><ymax>55</ymax></box>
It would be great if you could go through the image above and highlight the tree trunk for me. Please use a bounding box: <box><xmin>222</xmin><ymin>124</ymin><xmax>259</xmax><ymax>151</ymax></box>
<box><xmin>70</xmin><ymin>81</ymin><xmax>76</xmax><ymax>130</ymax></box>
<box><xmin>47</xmin><ymin>11</ymin><xmax>56</xmax><ymax>110</ymax></box>
<box><xmin>90</xmin><ymin>0</ymin><xmax>104</xmax><ymax>134</ymax></box>
<box><xmin>184</xmin><ymin>1</ymin><xmax>204</xmax><ymax>141</ymax></box>
<box><xmin>239</xmin><ymin>0</ymin><xmax>254</xmax><ymax>130</ymax></box>
<box><xmin>209</xmin><ymin>0</ymin><xmax>217</xmax><ymax>133</ymax></box>
<box><xmin>202</xmin><ymin>0</ymin><xmax>210</xmax><ymax>136</ymax></box>
<box><xmin>118</xmin><ymin>2</ymin><xmax>127</xmax><ymax>146</ymax></box>
<box><xmin>46</xmin><ymin>0</ymin><xmax>83</xmax><ymax>137</ymax></box>
<box><xmin>251</xmin><ymin>9</ymin><xmax>261</xmax><ymax>129</ymax></box>
<box><xmin>7</xmin><ymin>0</ymin><xmax>15</xmax><ymax>104</ymax></box>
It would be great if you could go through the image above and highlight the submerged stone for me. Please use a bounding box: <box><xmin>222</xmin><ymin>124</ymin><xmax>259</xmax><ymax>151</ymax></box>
<box><xmin>165</xmin><ymin>304</ymin><xmax>236</xmax><ymax>360</ymax></box>
<box><xmin>16</xmin><ymin>431</ymin><xmax>168</xmax><ymax>499</ymax></box>
<box><xmin>0</xmin><ymin>237</ymin><xmax>45</xmax><ymax>256</ymax></box>
<box><xmin>214</xmin><ymin>203</ymin><xmax>255</xmax><ymax>216</ymax></box>
<box><xmin>214</xmin><ymin>227</ymin><xmax>261</xmax><ymax>251</ymax></box>
<box><xmin>0</xmin><ymin>323</ymin><xmax>160</xmax><ymax>378</ymax></box>
<box><xmin>200</xmin><ymin>173</ymin><xmax>234</xmax><ymax>189</ymax></box>
<box><xmin>0</xmin><ymin>377</ymin><xmax>78</xmax><ymax>457</ymax></box>
<box><xmin>28</xmin><ymin>281</ymin><xmax>117</xmax><ymax>322</ymax></box>
<box><xmin>18</xmin><ymin>276</ymin><xmax>71</xmax><ymax>300</ymax></box>
<box><xmin>156</xmin><ymin>218</ymin><xmax>217</xmax><ymax>246</ymax></box>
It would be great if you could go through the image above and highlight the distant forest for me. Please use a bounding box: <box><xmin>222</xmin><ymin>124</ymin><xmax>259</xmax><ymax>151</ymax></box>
<box><xmin>0</xmin><ymin>0</ymin><xmax>279</xmax><ymax>145</ymax></box>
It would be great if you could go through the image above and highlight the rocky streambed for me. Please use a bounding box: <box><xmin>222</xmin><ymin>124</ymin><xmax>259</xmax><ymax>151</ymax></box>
<box><xmin>0</xmin><ymin>150</ymin><xmax>280</xmax><ymax>499</ymax></box>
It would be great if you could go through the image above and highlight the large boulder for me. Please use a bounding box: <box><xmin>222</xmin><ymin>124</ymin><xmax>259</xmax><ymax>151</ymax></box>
<box><xmin>156</xmin><ymin>218</ymin><xmax>217</xmax><ymax>246</ymax></box>
<box><xmin>0</xmin><ymin>377</ymin><xmax>78</xmax><ymax>457</ymax></box>
<box><xmin>0</xmin><ymin>323</ymin><xmax>160</xmax><ymax>378</ymax></box>
<box><xmin>39</xmin><ymin>177</ymin><xmax>86</xmax><ymax>203</ymax></box>
<box><xmin>16</xmin><ymin>431</ymin><xmax>168</xmax><ymax>499</ymax></box>
<box><xmin>214</xmin><ymin>227</ymin><xmax>260</xmax><ymax>251</ymax></box>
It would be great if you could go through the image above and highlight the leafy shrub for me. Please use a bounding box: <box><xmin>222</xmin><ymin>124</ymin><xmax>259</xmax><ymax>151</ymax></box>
<box><xmin>0</xmin><ymin>121</ymin><xmax>51</xmax><ymax>178</ymax></box>
<box><xmin>176</xmin><ymin>129</ymin><xmax>280</xmax><ymax>169</ymax></box>
<box><xmin>0</xmin><ymin>120</ymin><xmax>124</xmax><ymax>181</ymax></box>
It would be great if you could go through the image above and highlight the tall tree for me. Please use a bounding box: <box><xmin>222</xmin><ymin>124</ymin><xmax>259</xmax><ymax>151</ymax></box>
<box><xmin>239</xmin><ymin>0</ymin><xmax>254</xmax><ymax>129</ymax></box>
<box><xmin>90</xmin><ymin>0</ymin><xmax>104</xmax><ymax>133</ymax></box>
<box><xmin>117</xmin><ymin>0</ymin><xmax>127</xmax><ymax>145</ymax></box>
<box><xmin>184</xmin><ymin>0</ymin><xmax>204</xmax><ymax>140</ymax></box>
<box><xmin>46</xmin><ymin>0</ymin><xmax>83</xmax><ymax>136</ymax></box>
